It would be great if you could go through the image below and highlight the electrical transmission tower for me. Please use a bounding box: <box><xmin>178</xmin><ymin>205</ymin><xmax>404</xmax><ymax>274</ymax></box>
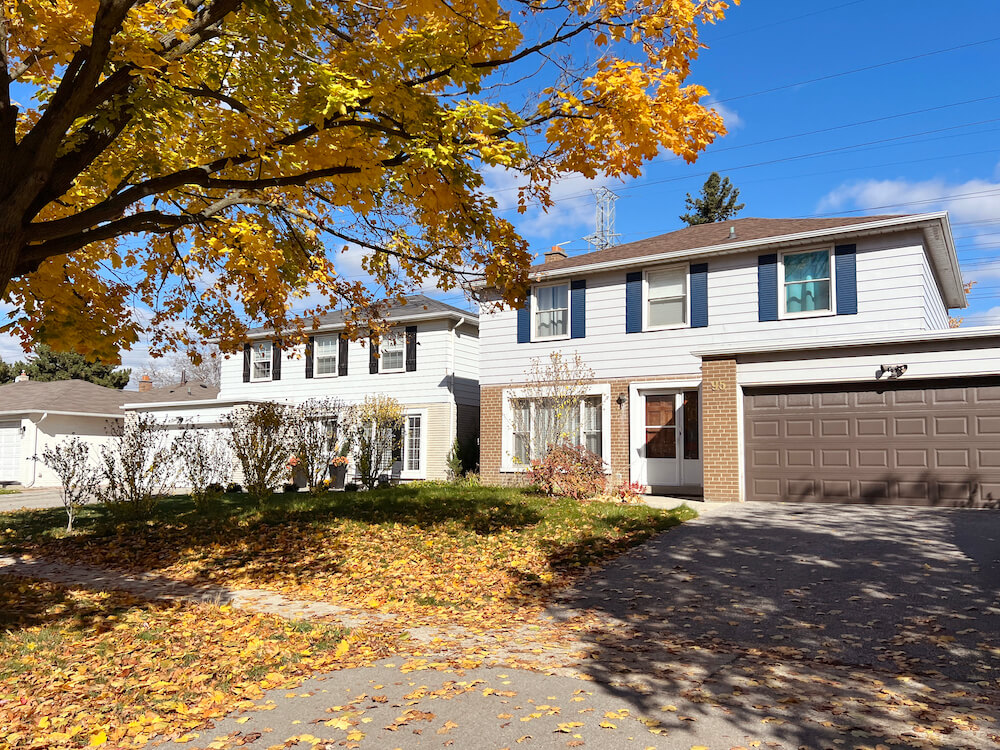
<box><xmin>583</xmin><ymin>186</ymin><xmax>620</xmax><ymax>252</ymax></box>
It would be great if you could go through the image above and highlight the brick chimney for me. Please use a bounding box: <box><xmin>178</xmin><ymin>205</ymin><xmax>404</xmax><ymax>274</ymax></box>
<box><xmin>544</xmin><ymin>245</ymin><xmax>567</xmax><ymax>264</ymax></box>
<box><xmin>138</xmin><ymin>374</ymin><xmax>153</xmax><ymax>392</ymax></box>
<box><xmin>14</xmin><ymin>370</ymin><xmax>28</xmax><ymax>383</ymax></box>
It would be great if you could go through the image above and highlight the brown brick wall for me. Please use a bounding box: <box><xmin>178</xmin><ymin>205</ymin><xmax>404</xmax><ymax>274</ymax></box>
<box><xmin>700</xmin><ymin>356</ymin><xmax>741</xmax><ymax>502</ymax></box>
<box><xmin>480</xmin><ymin>374</ymin><xmax>704</xmax><ymax>489</ymax></box>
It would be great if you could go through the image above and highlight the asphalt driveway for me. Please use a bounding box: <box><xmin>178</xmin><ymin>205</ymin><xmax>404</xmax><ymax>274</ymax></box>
<box><xmin>164</xmin><ymin>502</ymin><xmax>1000</xmax><ymax>749</ymax></box>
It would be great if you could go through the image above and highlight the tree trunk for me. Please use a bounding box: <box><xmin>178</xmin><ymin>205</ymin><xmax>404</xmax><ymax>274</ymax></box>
<box><xmin>0</xmin><ymin>223</ymin><xmax>24</xmax><ymax>300</ymax></box>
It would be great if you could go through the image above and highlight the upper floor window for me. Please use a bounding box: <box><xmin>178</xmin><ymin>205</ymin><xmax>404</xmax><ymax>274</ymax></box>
<box><xmin>251</xmin><ymin>341</ymin><xmax>272</xmax><ymax>381</ymax></box>
<box><xmin>534</xmin><ymin>283</ymin><xmax>568</xmax><ymax>339</ymax></box>
<box><xmin>380</xmin><ymin>330</ymin><xmax>405</xmax><ymax>373</ymax></box>
<box><xmin>781</xmin><ymin>249</ymin><xmax>833</xmax><ymax>317</ymax></box>
<box><xmin>314</xmin><ymin>335</ymin><xmax>338</xmax><ymax>376</ymax></box>
<box><xmin>646</xmin><ymin>266</ymin><xmax>687</xmax><ymax>329</ymax></box>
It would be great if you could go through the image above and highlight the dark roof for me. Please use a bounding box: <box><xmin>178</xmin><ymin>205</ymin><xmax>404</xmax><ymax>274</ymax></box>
<box><xmin>247</xmin><ymin>294</ymin><xmax>476</xmax><ymax>336</ymax></box>
<box><xmin>143</xmin><ymin>381</ymin><xmax>220</xmax><ymax>402</ymax></box>
<box><xmin>0</xmin><ymin>378</ymin><xmax>221</xmax><ymax>416</ymax></box>
<box><xmin>533</xmin><ymin>216</ymin><xmax>909</xmax><ymax>273</ymax></box>
<box><xmin>0</xmin><ymin>379</ymin><xmax>136</xmax><ymax>416</ymax></box>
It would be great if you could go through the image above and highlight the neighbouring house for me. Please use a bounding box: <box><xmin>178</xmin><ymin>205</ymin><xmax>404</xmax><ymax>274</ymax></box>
<box><xmin>479</xmin><ymin>212</ymin><xmax>1000</xmax><ymax>507</ymax></box>
<box><xmin>125</xmin><ymin>295</ymin><xmax>480</xmax><ymax>484</ymax></box>
<box><xmin>0</xmin><ymin>376</ymin><xmax>219</xmax><ymax>487</ymax></box>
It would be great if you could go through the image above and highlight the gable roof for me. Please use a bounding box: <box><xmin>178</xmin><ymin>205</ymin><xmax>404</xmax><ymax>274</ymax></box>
<box><xmin>529</xmin><ymin>213</ymin><xmax>966</xmax><ymax>308</ymax></box>
<box><xmin>0</xmin><ymin>378</ymin><xmax>221</xmax><ymax>417</ymax></box>
<box><xmin>246</xmin><ymin>294</ymin><xmax>476</xmax><ymax>337</ymax></box>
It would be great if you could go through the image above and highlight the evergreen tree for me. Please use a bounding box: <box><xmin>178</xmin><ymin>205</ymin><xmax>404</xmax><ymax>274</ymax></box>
<box><xmin>0</xmin><ymin>359</ymin><xmax>15</xmax><ymax>384</ymax></box>
<box><xmin>679</xmin><ymin>172</ymin><xmax>745</xmax><ymax>226</ymax></box>
<box><xmin>20</xmin><ymin>345</ymin><xmax>131</xmax><ymax>390</ymax></box>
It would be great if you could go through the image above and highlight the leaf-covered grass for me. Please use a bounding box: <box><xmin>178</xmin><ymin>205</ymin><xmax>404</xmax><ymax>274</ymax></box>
<box><xmin>0</xmin><ymin>575</ymin><xmax>388</xmax><ymax>749</ymax></box>
<box><xmin>0</xmin><ymin>483</ymin><xmax>695</xmax><ymax>628</ymax></box>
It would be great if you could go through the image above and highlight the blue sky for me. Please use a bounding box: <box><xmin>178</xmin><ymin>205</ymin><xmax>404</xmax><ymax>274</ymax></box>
<box><xmin>463</xmin><ymin>0</ymin><xmax>1000</xmax><ymax>324</ymax></box>
<box><xmin>4</xmin><ymin>0</ymin><xmax>1000</xmax><ymax>375</ymax></box>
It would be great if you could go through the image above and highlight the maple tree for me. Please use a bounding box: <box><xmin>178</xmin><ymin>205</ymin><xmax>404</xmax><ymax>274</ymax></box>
<box><xmin>0</xmin><ymin>0</ymin><xmax>734</xmax><ymax>361</ymax></box>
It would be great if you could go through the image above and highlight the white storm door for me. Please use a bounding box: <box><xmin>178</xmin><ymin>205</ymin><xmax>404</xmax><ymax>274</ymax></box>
<box><xmin>0</xmin><ymin>421</ymin><xmax>21</xmax><ymax>482</ymax></box>
<box><xmin>643</xmin><ymin>394</ymin><xmax>681</xmax><ymax>487</ymax></box>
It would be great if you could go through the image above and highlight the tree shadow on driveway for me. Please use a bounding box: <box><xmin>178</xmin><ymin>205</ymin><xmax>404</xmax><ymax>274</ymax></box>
<box><xmin>546</xmin><ymin>503</ymin><xmax>1000</xmax><ymax>748</ymax></box>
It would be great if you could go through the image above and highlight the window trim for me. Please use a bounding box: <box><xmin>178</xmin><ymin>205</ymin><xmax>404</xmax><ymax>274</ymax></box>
<box><xmin>778</xmin><ymin>246</ymin><xmax>836</xmax><ymax>320</ymax></box>
<box><xmin>500</xmin><ymin>384</ymin><xmax>611</xmax><ymax>472</ymax></box>
<box><xmin>250</xmin><ymin>341</ymin><xmax>273</xmax><ymax>382</ymax></box>
<box><xmin>531</xmin><ymin>282</ymin><xmax>571</xmax><ymax>342</ymax></box>
<box><xmin>313</xmin><ymin>334</ymin><xmax>338</xmax><ymax>378</ymax></box>
<box><xmin>643</xmin><ymin>264</ymin><xmax>689</xmax><ymax>332</ymax></box>
<box><xmin>380</xmin><ymin>329</ymin><xmax>406</xmax><ymax>374</ymax></box>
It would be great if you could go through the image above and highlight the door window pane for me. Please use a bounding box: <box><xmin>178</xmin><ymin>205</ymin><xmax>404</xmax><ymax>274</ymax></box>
<box><xmin>645</xmin><ymin>395</ymin><xmax>676</xmax><ymax>459</ymax></box>
<box><xmin>645</xmin><ymin>428</ymin><xmax>676</xmax><ymax>459</ymax></box>
<box><xmin>683</xmin><ymin>390</ymin><xmax>699</xmax><ymax>460</ymax></box>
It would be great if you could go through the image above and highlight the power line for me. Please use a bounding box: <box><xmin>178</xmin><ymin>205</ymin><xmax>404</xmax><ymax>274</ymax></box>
<box><xmin>715</xmin><ymin>35</ymin><xmax>1000</xmax><ymax>104</ymax></box>
<box><xmin>709</xmin><ymin>0</ymin><xmax>867</xmax><ymax>42</ymax></box>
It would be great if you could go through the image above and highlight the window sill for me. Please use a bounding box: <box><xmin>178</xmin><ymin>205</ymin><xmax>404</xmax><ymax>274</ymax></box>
<box><xmin>779</xmin><ymin>309</ymin><xmax>836</xmax><ymax>321</ymax></box>
<box><xmin>379</xmin><ymin>368</ymin><xmax>405</xmax><ymax>375</ymax></box>
<box><xmin>644</xmin><ymin>322</ymin><xmax>690</xmax><ymax>333</ymax></box>
<box><xmin>250</xmin><ymin>377</ymin><xmax>273</xmax><ymax>383</ymax></box>
<box><xmin>313</xmin><ymin>372</ymin><xmax>338</xmax><ymax>379</ymax></box>
<box><xmin>531</xmin><ymin>334</ymin><xmax>570</xmax><ymax>343</ymax></box>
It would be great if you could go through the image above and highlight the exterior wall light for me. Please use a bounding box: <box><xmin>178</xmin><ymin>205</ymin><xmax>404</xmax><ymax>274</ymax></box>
<box><xmin>875</xmin><ymin>364</ymin><xmax>908</xmax><ymax>380</ymax></box>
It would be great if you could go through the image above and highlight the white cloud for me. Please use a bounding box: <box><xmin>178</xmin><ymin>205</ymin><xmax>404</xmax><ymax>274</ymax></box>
<box><xmin>707</xmin><ymin>98</ymin><xmax>743</xmax><ymax>132</ymax></box>
<box><xmin>480</xmin><ymin>166</ymin><xmax>614</xmax><ymax>247</ymax></box>
<box><xmin>818</xmin><ymin>176</ymin><xmax>1000</xmax><ymax>228</ymax></box>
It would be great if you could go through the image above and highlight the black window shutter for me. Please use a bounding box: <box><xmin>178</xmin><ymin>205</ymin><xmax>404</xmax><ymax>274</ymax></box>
<box><xmin>369</xmin><ymin>336</ymin><xmax>379</xmax><ymax>374</ymax></box>
<box><xmin>405</xmin><ymin>326</ymin><xmax>417</xmax><ymax>371</ymax></box>
<box><xmin>272</xmin><ymin>340</ymin><xmax>282</xmax><ymax>381</ymax></box>
<box><xmin>570</xmin><ymin>280</ymin><xmax>586</xmax><ymax>339</ymax></box>
<box><xmin>305</xmin><ymin>337</ymin><xmax>314</xmax><ymax>379</ymax></box>
<box><xmin>392</xmin><ymin>424</ymin><xmax>403</xmax><ymax>462</ymax></box>
<box><xmin>625</xmin><ymin>272</ymin><xmax>643</xmax><ymax>333</ymax></box>
<box><xmin>338</xmin><ymin>334</ymin><xmax>348</xmax><ymax>376</ymax></box>
<box><xmin>758</xmin><ymin>254</ymin><xmax>779</xmax><ymax>322</ymax></box>
<box><xmin>690</xmin><ymin>263</ymin><xmax>709</xmax><ymax>328</ymax></box>
<box><xmin>242</xmin><ymin>343</ymin><xmax>251</xmax><ymax>382</ymax></box>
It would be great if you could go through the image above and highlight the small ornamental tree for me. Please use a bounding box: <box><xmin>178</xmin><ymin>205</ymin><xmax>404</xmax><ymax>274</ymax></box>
<box><xmin>227</xmin><ymin>402</ymin><xmax>292</xmax><ymax>504</ymax></box>
<box><xmin>174</xmin><ymin>428</ymin><xmax>234</xmax><ymax>510</ymax></box>
<box><xmin>98</xmin><ymin>413</ymin><xmax>174</xmax><ymax>520</ymax></box>
<box><xmin>41</xmin><ymin>437</ymin><xmax>99</xmax><ymax>531</ymax></box>
<box><xmin>342</xmin><ymin>395</ymin><xmax>404</xmax><ymax>490</ymax></box>
<box><xmin>288</xmin><ymin>398</ymin><xmax>345</xmax><ymax>494</ymax></box>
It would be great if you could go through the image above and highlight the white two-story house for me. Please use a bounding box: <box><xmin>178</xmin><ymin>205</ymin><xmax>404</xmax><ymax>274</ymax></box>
<box><xmin>128</xmin><ymin>295</ymin><xmax>479</xmax><ymax>483</ymax></box>
<box><xmin>479</xmin><ymin>213</ymin><xmax>1000</xmax><ymax>507</ymax></box>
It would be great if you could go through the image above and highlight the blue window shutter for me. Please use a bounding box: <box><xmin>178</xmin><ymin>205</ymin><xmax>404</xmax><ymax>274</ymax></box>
<box><xmin>689</xmin><ymin>263</ymin><xmax>708</xmax><ymax>328</ymax></box>
<box><xmin>570</xmin><ymin>279</ymin><xmax>586</xmax><ymax>339</ymax></box>
<box><xmin>625</xmin><ymin>272</ymin><xmax>642</xmax><ymax>333</ymax></box>
<box><xmin>835</xmin><ymin>244</ymin><xmax>858</xmax><ymax>315</ymax></box>
<box><xmin>516</xmin><ymin>293</ymin><xmax>531</xmax><ymax>343</ymax></box>
<box><xmin>758</xmin><ymin>254</ymin><xmax>778</xmax><ymax>322</ymax></box>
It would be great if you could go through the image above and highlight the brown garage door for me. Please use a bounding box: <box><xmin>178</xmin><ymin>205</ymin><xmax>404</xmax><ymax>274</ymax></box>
<box><xmin>744</xmin><ymin>378</ymin><xmax>1000</xmax><ymax>507</ymax></box>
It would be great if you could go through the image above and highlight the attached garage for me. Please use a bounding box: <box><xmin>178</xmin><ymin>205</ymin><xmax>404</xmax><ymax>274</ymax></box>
<box><xmin>745</xmin><ymin>378</ymin><xmax>1000</xmax><ymax>507</ymax></box>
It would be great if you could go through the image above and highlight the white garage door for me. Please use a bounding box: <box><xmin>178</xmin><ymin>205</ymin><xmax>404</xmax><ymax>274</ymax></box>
<box><xmin>0</xmin><ymin>421</ymin><xmax>21</xmax><ymax>483</ymax></box>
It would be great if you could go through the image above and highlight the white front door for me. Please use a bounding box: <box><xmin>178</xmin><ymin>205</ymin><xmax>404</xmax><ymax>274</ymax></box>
<box><xmin>0</xmin><ymin>421</ymin><xmax>21</xmax><ymax>483</ymax></box>
<box><xmin>633</xmin><ymin>390</ymin><xmax>703</xmax><ymax>491</ymax></box>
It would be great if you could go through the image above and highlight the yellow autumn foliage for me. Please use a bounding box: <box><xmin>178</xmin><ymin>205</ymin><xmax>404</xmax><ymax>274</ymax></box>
<box><xmin>0</xmin><ymin>0</ymin><xmax>735</xmax><ymax>359</ymax></box>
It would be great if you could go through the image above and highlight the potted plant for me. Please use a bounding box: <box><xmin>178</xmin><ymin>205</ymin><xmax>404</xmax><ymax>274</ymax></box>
<box><xmin>329</xmin><ymin>454</ymin><xmax>349</xmax><ymax>490</ymax></box>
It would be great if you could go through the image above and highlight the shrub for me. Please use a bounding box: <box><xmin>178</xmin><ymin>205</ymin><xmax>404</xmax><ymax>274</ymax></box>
<box><xmin>342</xmin><ymin>395</ymin><xmax>403</xmax><ymax>490</ymax></box>
<box><xmin>227</xmin><ymin>402</ymin><xmax>292</xmax><ymax>504</ymax></box>
<box><xmin>225</xmin><ymin>482</ymin><xmax>243</xmax><ymax>494</ymax></box>
<box><xmin>528</xmin><ymin>443</ymin><xmax>607</xmax><ymax>500</ymax></box>
<box><xmin>287</xmin><ymin>398</ymin><xmax>345</xmax><ymax>494</ymax></box>
<box><xmin>613</xmin><ymin>479</ymin><xmax>646</xmax><ymax>503</ymax></box>
<box><xmin>41</xmin><ymin>437</ymin><xmax>99</xmax><ymax>532</ymax></box>
<box><xmin>174</xmin><ymin>428</ymin><xmax>233</xmax><ymax>511</ymax></box>
<box><xmin>97</xmin><ymin>413</ymin><xmax>175</xmax><ymax>521</ymax></box>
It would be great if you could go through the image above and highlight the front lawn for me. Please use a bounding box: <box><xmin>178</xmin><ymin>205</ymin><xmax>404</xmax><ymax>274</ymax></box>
<box><xmin>1</xmin><ymin>483</ymin><xmax>695</xmax><ymax>628</ymax></box>
<box><xmin>0</xmin><ymin>576</ymin><xmax>386</xmax><ymax>749</ymax></box>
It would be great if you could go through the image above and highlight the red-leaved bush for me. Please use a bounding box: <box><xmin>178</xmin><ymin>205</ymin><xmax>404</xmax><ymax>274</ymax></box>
<box><xmin>528</xmin><ymin>443</ymin><xmax>607</xmax><ymax>500</ymax></box>
<box><xmin>613</xmin><ymin>479</ymin><xmax>646</xmax><ymax>503</ymax></box>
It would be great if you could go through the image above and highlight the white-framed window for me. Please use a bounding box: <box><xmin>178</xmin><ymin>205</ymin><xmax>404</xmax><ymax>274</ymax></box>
<box><xmin>645</xmin><ymin>265</ymin><xmax>687</xmax><ymax>330</ymax></box>
<box><xmin>533</xmin><ymin>283</ymin><xmax>569</xmax><ymax>340</ymax></box>
<box><xmin>780</xmin><ymin>248</ymin><xmax>834</xmax><ymax>317</ymax></box>
<box><xmin>251</xmin><ymin>341</ymin><xmax>272</xmax><ymax>381</ymax></box>
<box><xmin>404</xmin><ymin>415</ymin><xmax>421</xmax><ymax>472</ymax></box>
<box><xmin>380</xmin><ymin>329</ymin><xmax>405</xmax><ymax>373</ymax></box>
<box><xmin>502</xmin><ymin>386</ymin><xmax>610</xmax><ymax>471</ymax></box>
<box><xmin>314</xmin><ymin>335</ymin><xmax>338</xmax><ymax>377</ymax></box>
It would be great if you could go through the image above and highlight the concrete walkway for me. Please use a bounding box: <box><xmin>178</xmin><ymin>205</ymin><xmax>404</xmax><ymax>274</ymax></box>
<box><xmin>0</xmin><ymin>488</ymin><xmax>64</xmax><ymax>512</ymax></box>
